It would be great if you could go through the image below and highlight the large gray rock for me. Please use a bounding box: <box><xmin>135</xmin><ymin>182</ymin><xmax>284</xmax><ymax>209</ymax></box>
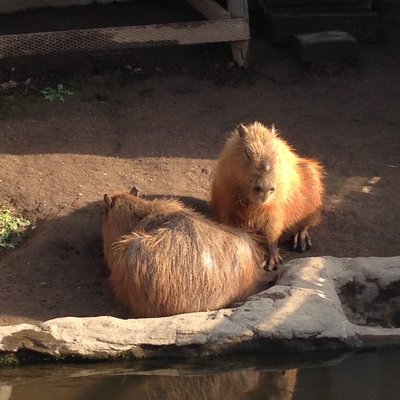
<box><xmin>291</xmin><ymin>31</ymin><xmax>359</xmax><ymax>64</ymax></box>
<box><xmin>1</xmin><ymin>256</ymin><xmax>400</xmax><ymax>362</ymax></box>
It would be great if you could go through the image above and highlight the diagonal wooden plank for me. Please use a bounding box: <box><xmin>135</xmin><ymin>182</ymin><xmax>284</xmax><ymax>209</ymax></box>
<box><xmin>186</xmin><ymin>0</ymin><xmax>231</xmax><ymax>20</ymax></box>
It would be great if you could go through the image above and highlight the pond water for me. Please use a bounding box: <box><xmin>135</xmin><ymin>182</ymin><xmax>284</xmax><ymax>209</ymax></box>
<box><xmin>1</xmin><ymin>349</ymin><xmax>400</xmax><ymax>400</ymax></box>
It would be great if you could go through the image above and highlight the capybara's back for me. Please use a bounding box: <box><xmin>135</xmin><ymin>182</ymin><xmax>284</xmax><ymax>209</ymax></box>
<box><xmin>102</xmin><ymin>192</ymin><xmax>264</xmax><ymax>318</ymax></box>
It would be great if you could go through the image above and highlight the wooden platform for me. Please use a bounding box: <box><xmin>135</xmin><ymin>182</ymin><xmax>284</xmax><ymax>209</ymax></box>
<box><xmin>0</xmin><ymin>0</ymin><xmax>250</xmax><ymax>67</ymax></box>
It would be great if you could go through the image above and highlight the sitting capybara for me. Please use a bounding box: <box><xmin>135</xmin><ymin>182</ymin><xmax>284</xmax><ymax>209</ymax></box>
<box><xmin>210</xmin><ymin>122</ymin><xmax>324</xmax><ymax>270</ymax></box>
<box><xmin>101</xmin><ymin>190</ymin><xmax>265</xmax><ymax>318</ymax></box>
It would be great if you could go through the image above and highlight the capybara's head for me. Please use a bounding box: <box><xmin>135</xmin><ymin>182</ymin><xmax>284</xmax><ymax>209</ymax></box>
<box><xmin>234</xmin><ymin>122</ymin><xmax>281</xmax><ymax>205</ymax></box>
<box><xmin>102</xmin><ymin>188</ymin><xmax>143</xmax><ymax>234</ymax></box>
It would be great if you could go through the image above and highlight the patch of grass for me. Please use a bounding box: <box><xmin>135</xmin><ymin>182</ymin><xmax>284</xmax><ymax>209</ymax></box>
<box><xmin>41</xmin><ymin>84</ymin><xmax>74</xmax><ymax>102</ymax></box>
<box><xmin>0</xmin><ymin>208</ymin><xmax>30</xmax><ymax>249</ymax></box>
<box><xmin>0</xmin><ymin>353</ymin><xmax>19</xmax><ymax>367</ymax></box>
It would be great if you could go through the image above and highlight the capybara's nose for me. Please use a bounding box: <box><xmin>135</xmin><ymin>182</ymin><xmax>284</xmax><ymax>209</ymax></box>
<box><xmin>254</xmin><ymin>184</ymin><xmax>263</xmax><ymax>193</ymax></box>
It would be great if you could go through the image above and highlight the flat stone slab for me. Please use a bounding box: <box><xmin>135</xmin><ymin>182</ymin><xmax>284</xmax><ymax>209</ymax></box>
<box><xmin>259</xmin><ymin>0</ymin><xmax>371</xmax><ymax>6</ymax></box>
<box><xmin>291</xmin><ymin>31</ymin><xmax>359</xmax><ymax>64</ymax></box>
<box><xmin>259</xmin><ymin>7</ymin><xmax>379</xmax><ymax>44</ymax></box>
<box><xmin>1</xmin><ymin>256</ymin><xmax>400</xmax><ymax>364</ymax></box>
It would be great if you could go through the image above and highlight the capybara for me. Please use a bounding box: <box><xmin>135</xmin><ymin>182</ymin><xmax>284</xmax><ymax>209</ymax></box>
<box><xmin>210</xmin><ymin>121</ymin><xmax>324</xmax><ymax>270</ymax></box>
<box><xmin>101</xmin><ymin>190</ymin><xmax>265</xmax><ymax>318</ymax></box>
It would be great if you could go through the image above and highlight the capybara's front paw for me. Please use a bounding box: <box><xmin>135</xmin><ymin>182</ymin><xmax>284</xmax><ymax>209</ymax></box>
<box><xmin>264</xmin><ymin>248</ymin><xmax>283</xmax><ymax>271</ymax></box>
<box><xmin>292</xmin><ymin>229</ymin><xmax>312</xmax><ymax>253</ymax></box>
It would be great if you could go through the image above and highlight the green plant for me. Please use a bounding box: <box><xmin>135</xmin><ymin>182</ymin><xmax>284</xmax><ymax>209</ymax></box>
<box><xmin>41</xmin><ymin>84</ymin><xmax>74</xmax><ymax>102</ymax></box>
<box><xmin>0</xmin><ymin>208</ymin><xmax>30</xmax><ymax>248</ymax></box>
<box><xmin>0</xmin><ymin>353</ymin><xmax>19</xmax><ymax>366</ymax></box>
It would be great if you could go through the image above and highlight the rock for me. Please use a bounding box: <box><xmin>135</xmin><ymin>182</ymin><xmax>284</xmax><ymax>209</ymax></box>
<box><xmin>0</xmin><ymin>386</ymin><xmax>12</xmax><ymax>400</ymax></box>
<box><xmin>261</xmin><ymin>0</ymin><xmax>371</xmax><ymax>6</ymax></box>
<box><xmin>1</xmin><ymin>256</ymin><xmax>400</xmax><ymax>363</ymax></box>
<box><xmin>259</xmin><ymin>7</ymin><xmax>379</xmax><ymax>44</ymax></box>
<box><xmin>291</xmin><ymin>31</ymin><xmax>359</xmax><ymax>64</ymax></box>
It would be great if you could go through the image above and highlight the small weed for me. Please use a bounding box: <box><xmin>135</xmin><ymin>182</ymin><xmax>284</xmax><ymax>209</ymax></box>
<box><xmin>41</xmin><ymin>84</ymin><xmax>74</xmax><ymax>102</ymax></box>
<box><xmin>0</xmin><ymin>353</ymin><xmax>19</xmax><ymax>366</ymax></box>
<box><xmin>0</xmin><ymin>208</ymin><xmax>30</xmax><ymax>248</ymax></box>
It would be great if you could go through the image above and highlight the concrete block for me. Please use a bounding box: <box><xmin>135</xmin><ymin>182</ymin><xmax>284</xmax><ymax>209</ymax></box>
<box><xmin>261</xmin><ymin>8</ymin><xmax>379</xmax><ymax>44</ymax></box>
<box><xmin>260</xmin><ymin>0</ymin><xmax>372</xmax><ymax>7</ymax></box>
<box><xmin>291</xmin><ymin>30</ymin><xmax>359</xmax><ymax>64</ymax></box>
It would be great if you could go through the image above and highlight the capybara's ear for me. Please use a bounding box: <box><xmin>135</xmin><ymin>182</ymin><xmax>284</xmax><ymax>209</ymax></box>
<box><xmin>237</xmin><ymin>123</ymin><xmax>248</xmax><ymax>138</ymax></box>
<box><xmin>130</xmin><ymin>186</ymin><xmax>140</xmax><ymax>197</ymax></box>
<box><xmin>104</xmin><ymin>194</ymin><xmax>113</xmax><ymax>209</ymax></box>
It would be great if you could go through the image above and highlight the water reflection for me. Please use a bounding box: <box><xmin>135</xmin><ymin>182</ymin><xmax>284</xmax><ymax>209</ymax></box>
<box><xmin>2</xmin><ymin>350</ymin><xmax>400</xmax><ymax>400</ymax></box>
<box><xmin>2</xmin><ymin>368</ymin><xmax>297</xmax><ymax>400</ymax></box>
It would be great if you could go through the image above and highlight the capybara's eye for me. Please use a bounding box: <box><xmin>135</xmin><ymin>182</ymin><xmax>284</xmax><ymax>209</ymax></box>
<box><xmin>269</xmin><ymin>187</ymin><xmax>275</xmax><ymax>193</ymax></box>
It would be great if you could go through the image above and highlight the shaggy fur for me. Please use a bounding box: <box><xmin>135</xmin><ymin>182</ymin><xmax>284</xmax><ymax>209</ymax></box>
<box><xmin>210</xmin><ymin>121</ymin><xmax>324</xmax><ymax>270</ymax></box>
<box><xmin>102</xmin><ymin>192</ymin><xmax>264</xmax><ymax>318</ymax></box>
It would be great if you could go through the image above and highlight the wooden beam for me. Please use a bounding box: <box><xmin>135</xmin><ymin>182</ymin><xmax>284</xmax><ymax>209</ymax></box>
<box><xmin>186</xmin><ymin>0</ymin><xmax>231</xmax><ymax>20</ymax></box>
<box><xmin>0</xmin><ymin>19</ymin><xmax>250</xmax><ymax>59</ymax></box>
<box><xmin>227</xmin><ymin>0</ymin><xmax>249</xmax><ymax>19</ymax></box>
<box><xmin>227</xmin><ymin>0</ymin><xmax>250</xmax><ymax>68</ymax></box>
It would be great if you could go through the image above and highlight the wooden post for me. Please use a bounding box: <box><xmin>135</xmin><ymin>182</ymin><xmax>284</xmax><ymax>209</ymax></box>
<box><xmin>227</xmin><ymin>0</ymin><xmax>250</xmax><ymax>68</ymax></box>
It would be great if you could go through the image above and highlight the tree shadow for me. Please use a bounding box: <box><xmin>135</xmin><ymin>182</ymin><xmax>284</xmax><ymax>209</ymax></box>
<box><xmin>1</xmin><ymin>177</ymin><xmax>397</xmax><ymax>325</ymax></box>
<box><xmin>0</xmin><ymin>201</ymin><xmax>129</xmax><ymax>325</ymax></box>
<box><xmin>0</xmin><ymin>193</ymin><xmax>273</xmax><ymax>325</ymax></box>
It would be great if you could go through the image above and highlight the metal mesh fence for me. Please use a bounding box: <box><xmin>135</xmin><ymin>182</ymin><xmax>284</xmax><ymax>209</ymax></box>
<box><xmin>0</xmin><ymin>19</ymin><xmax>249</xmax><ymax>59</ymax></box>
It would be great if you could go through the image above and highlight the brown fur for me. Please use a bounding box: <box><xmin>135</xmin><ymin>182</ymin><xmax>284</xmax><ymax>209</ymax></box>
<box><xmin>210</xmin><ymin>121</ymin><xmax>324</xmax><ymax>269</ymax></box>
<box><xmin>102</xmin><ymin>192</ymin><xmax>265</xmax><ymax>318</ymax></box>
<box><xmin>141</xmin><ymin>370</ymin><xmax>262</xmax><ymax>400</ymax></box>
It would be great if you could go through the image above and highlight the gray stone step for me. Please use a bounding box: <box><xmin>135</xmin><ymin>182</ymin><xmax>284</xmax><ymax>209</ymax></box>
<box><xmin>291</xmin><ymin>30</ymin><xmax>359</xmax><ymax>63</ymax></box>
<box><xmin>258</xmin><ymin>4</ymin><xmax>379</xmax><ymax>44</ymax></box>
<box><xmin>260</xmin><ymin>0</ymin><xmax>371</xmax><ymax>6</ymax></box>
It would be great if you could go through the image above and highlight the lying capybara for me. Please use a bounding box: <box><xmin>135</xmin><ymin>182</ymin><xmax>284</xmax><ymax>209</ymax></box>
<box><xmin>210</xmin><ymin>122</ymin><xmax>324</xmax><ymax>270</ymax></box>
<box><xmin>101</xmin><ymin>190</ymin><xmax>265</xmax><ymax>318</ymax></box>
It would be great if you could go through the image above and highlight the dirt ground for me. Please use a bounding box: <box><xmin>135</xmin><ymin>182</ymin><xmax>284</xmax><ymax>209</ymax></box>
<box><xmin>1</xmin><ymin>2</ymin><xmax>399</xmax><ymax>327</ymax></box>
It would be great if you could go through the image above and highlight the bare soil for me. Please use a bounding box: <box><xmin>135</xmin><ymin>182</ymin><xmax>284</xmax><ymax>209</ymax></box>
<box><xmin>1</xmin><ymin>2</ymin><xmax>399</xmax><ymax>326</ymax></box>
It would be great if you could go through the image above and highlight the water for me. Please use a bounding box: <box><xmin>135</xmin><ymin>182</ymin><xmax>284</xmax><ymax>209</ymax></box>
<box><xmin>1</xmin><ymin>349</ymin><xmax>400</xmax><ymax>400</ymax></box>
